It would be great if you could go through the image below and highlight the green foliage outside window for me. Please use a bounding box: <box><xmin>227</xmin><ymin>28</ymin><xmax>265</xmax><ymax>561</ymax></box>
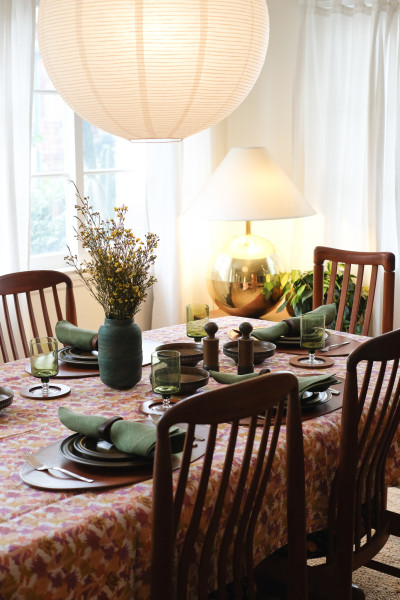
<box><xmin>30</xmin><ymin>177</ymin><xmax>66</xmax><ymax>255</ymax></box>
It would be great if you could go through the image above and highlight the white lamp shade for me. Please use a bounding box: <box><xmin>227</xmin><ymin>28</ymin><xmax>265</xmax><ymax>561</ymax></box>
<box><xmin>37</xmin><ymin>0</ymin><xmax>269</xmax><ymax>142</ymax></box>
<box><xmin>192</xmin><ymin>147</ymin><xmax>315</xmax><ymax>220</ymax></box>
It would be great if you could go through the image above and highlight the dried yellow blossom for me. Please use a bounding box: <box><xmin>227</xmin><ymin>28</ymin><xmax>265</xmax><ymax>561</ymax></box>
<box><xmin>65</xmin><ymin>183</ymin><xmax>159</xmax><ymax>319</ymax></box>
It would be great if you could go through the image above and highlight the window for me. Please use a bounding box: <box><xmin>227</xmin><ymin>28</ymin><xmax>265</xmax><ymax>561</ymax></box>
<box><xmin>30</xmin><ymin>3</ymin><xmax>147</xmax><ymax>270</ymax></box>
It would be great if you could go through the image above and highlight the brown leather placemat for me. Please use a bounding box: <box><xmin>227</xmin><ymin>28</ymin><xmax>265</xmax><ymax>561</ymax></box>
<box><xmin>240</xmin><ymin>377</ymin><xmax>344</xmax><ymax>426</ymax></box>
<box><xmin>20</xmin><ymin>425</ymin><xmax>208</xmax><ymax>491</ymax></box>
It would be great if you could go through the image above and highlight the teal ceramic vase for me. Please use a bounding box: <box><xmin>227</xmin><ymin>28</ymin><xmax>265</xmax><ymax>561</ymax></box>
<box><xmin>98</xmin><ymin>318</ymin><xmax>142</xmax><ymax>390</ymax></box>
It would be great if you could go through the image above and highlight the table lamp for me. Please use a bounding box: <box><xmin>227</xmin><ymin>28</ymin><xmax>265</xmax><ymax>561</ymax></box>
<box><xmin>189</xmin><ymin>147</ymin><xmax>315</xmax><ymax>317</ymax></box>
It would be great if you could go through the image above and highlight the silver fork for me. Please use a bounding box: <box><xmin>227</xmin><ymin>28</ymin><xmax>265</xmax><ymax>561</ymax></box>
<box><xmin>23</xmin><ymin>451</ymin><xmax>94</xmax><ymax>483</ymax></box>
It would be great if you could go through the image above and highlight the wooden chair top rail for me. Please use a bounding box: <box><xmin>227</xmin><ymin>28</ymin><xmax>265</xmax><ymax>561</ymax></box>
<box><xmin>313</xmin><ymin>246</ymin><xmax>395</xmax><ymax>271</ymax></box>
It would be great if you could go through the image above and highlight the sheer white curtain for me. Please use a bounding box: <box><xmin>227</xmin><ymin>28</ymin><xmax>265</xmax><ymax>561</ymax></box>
<box><xmin>145</xmin><ymin>128</ymin><xmax>224</xmax><ymax>329</ymax></box>
<box><xmin>292</xmin><ymin>0</ymin><xmax>400</xmax><ymax>333</ymax></box>
<box><xmin>145</xmin><ymin>142</ymin><xmax>183</xmax><ymax>329</ymax></box>
<box><xmin>0</xmin><ymin>0</ymin><xmax>35</xmax><ymax>275</ymax></box>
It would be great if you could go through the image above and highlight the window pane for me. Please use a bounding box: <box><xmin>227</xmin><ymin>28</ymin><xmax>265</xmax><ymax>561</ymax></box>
<box><xmin>83</xmin><ymin>121</ymin><xmax>141</xmax><ymax>171</ymax></box>
<box><xmin>30</xmin><ymin>177</ymin><xmax>67</xmax><ymax>256</ymax></box>
<box><xmin>83</xmin><ymin>122</ymin><xmax>116</xmax><ymax>171</ymax></box>
<box><xmin>31</xmin><ymin>93</ymin><xmax>71</xmax><ymax>174</ymax></box>
<box><xmin>84</xmin><ymin>172</ymin><xmax>147</xmax><ymax>226</ymax></box>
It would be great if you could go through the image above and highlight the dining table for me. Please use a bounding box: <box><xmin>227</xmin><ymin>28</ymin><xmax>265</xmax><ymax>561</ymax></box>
<box><xmin>1</xmin><ymin>316</ymin><xmax>400</xmax><ymax>600</ymax></box>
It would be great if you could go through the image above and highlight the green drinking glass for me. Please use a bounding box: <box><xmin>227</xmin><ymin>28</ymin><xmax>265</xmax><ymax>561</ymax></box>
<box><xmin>29</xmin><ymin>336</ymin><xmax>59</xmax><ymax>396</ymax></box>
<box><xmin>186</xmin><ymin>303</ymin><xmax>209</xmax><ymax>343</ymax></box>
<box><xmin>151</xmin><ymin>350</ymin><xmax>181</xmax><ymax>412</ymax></box>
<box><xmin>300</xmin><ymin>314</ymin><xmax>326</xmax><ymax>366</ymax></box>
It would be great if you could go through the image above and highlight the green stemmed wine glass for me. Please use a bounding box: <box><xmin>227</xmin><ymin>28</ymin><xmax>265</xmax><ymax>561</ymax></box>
<box><xmin>151</xmin><ymin>350</ymin><xmax>181</xmax><ymax>412</ymax></box>
<box><xmin>300</xmin><ymin>314</ymin><xmax>326</xmax><ymax>366</ymax></box>
<box><xmin>29</xmin><ymin>336</ymin><xmax>59</xmax><ymax>397</ymax></box>
<box><xmin>186</xmin><ymin>303</ymin><xmax>209</xmax><ymax>343</ymax></box>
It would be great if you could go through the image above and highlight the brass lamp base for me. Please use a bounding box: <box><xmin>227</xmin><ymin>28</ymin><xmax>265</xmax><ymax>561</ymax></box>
<box><xmin>207</xmin><ymin>233</ymin><xmax>285</xmax><ymax>318</ymax></box>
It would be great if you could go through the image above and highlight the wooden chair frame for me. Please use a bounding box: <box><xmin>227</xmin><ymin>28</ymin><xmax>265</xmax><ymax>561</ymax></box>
<box><xmin>0</xmin><ymin>270</ymin><xmax>77</xmax><ymax>362</ymax></box>
<box><xmin>313</xmin><ymin>246</ymin><xmax>395</xmax><ymax>335</ymax></box>
<box><xmin>255</xmin><ymin>329</ymin><xmax>400</xmax><ymax>600</ymax></box>
<box><xmin>314</xmin><ymin>329</ymin><xmax>400</xmax><ymax>599</ymax></box>
<box><xmin>151</xmin><ymin>372</ymin><xmax>307</xmax><ymax>600</ymax></box>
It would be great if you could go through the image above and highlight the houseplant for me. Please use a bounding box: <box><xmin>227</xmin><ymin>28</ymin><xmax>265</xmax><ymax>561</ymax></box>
<box><xmin>65</xmin><ymin>186</ymin><xmax>159</xmax><ymax>389</ymax></box>
<box><xmin>265</xmin><ymin>264</ymin><xmax>368</xmax><ymax>334</ymax></box>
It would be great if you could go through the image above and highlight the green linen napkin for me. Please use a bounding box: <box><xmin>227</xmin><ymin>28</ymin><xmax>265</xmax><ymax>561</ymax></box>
<box><xmin>209</xmin><ymin>371</ymin><xmax>340</xmax><ymax>400</ymax></box>
<box><xmin>58</xmin><ymin>407</ymin><xmax>186</xmax><ymax>456</ymax></box>
<box><xmin>251</xmin><ymin>304</ymin><xmax>336</xmax><ymax>342</ymax></box>
<box><xmin>56</xmin><ymin>320</ymin><xmax>98</xmax><ymax>351</ymax></box>
<box><xmin>209</xmin><ymin>370</ymin><xmax>265</xmax><ymax>384</ymax></box>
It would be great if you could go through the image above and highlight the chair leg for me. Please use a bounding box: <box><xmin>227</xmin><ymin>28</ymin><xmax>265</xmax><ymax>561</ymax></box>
<box><xmin>309</xmin><ymin>583</ymin><xmax>366</xmax><ymax>600</ymax></box>
<box><xmin>351</xmin><ymin>584</ymin><xmax>366</xmax><ymax>600</ymax></box>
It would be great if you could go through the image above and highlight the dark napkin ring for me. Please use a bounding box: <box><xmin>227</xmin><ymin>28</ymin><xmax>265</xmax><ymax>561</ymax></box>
<box><xmin>98</xmin><ymin>416</ymin><xmax>123</xmax><ymax>443</ymax></box>
<box><xmin>91</xmin><ymin>334</ymin><xmax>99</xmax><ymax>350</ymax></box>
<box><xmin>282</xmin><ymin>318</ymin><xmax>297</xmax><ymax>336</ymax></box>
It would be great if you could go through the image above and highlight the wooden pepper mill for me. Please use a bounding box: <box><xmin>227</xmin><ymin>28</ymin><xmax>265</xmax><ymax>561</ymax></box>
<box><xmin>202</xmin><ymin>322</ymin><xmax>219</xmax><ymax>371</ymax></box>
<box><xmin>237</xmin><ymin>322</ymin><xmax>254</xmax><ymax>375</ymax></box>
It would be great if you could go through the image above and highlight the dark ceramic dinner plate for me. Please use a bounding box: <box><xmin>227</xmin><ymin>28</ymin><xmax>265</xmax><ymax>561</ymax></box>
<box><xmin>60</xmin><ymin>434</ymin><xmax>153</xmax><ymax>468</ymax></box>
<box><xmin>227</xmin><ymin>328</ymin><xmax>332</xmax><ymax>348</ymax></box>
<box><xmin>58</xmin><ymin>348</ymin><xmax>99</xmax><ymax>366</ymax></box>
<box><xmin>67</xmin><ymin>348</ymin><xmax>98</xmax><ymax>361</ymax></box>
<box><xmin>275</xmin><ymin>331</ymin><xmax>332</xmax><ymax>347</ymax></box>
<box><xmin>73</xmin><ymin>435</ymin><xmax>143</xmax><ymax>461</ymax></box>
<box><xmin>300</xmin><ymin>390</ymin><xmax>332</xmax><ymax>408</ymax></box>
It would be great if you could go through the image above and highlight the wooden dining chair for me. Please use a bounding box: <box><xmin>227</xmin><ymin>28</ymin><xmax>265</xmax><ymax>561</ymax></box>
<box><xmin>312</xmin><ymin>246</ymin><xmax>395</xmax><ymax>335</ymax></box>
<box><xmin>0</xmin><ymin>270</ymin><xmax>77</xmax><ymax>362</ymax></box>
<box><xmin>256</xmin><ymin>327</ymin><xmax>400</xmax><ymax>600</ymax></box>
<box><xmin>151</xmin><ymin>372</ymin><xmax>308</xmax><ymax>600</ymax></box>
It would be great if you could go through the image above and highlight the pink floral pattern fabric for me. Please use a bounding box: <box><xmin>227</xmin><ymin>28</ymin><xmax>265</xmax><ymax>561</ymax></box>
<box><xmin>0</xmin><ymin>317</ymin><xmax>399</xmax><ymax>599</ymax></box>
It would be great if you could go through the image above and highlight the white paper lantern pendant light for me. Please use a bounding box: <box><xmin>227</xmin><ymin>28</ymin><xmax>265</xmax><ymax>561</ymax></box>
<box><xmin>38</xmin><ymin>0</ymin><xmax>269</xmax><ymax>141</ymax></box>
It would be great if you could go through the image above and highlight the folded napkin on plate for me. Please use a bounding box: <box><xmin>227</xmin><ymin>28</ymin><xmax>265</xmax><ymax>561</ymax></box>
<box><xmin>56</xmin><ymin>320</ymin><xmax>98</xmax><ymax>351</ymax></box>
<box><xmin>58</xmin><ymin>407</ymin><xmax>186</xmax><ymax>456</ymax></box>
<box><xmin>251</xmin><ymin>304</ymin><xmax>336</xmax><ymax>342</ymax></box>
<box><xmin>209</xmin><ymin>371</ymin><xmax>340</xmax><ymax>400</ymax></box>
<box><xmin>297</xmin><ymin>374</ymin><xmax>340</xmax><ymax>398</ymax></box>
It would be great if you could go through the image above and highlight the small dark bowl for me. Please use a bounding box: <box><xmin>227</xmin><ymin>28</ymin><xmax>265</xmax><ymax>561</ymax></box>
<box><xmin>0</xmin><ymin>386</ymin><xmax>14</xmax><ymax>410</ymax></box>
<box><xmin>149</xmin><ymin>366</ymin><xmax>209</xmax><ymax>396</ymax></box>
<box><xmin>177</xmin><ymin>366</ymin><xmax>209</xmax><ymax>395</ymax></box>
<box><xmin>222</xmin><ymin>340</ymin><xmax>276</xmax><ymax>365</ymax></box>
<box><xmin>155</xmin><ymin>343</ymin><xmax>203</xmax><ymax>366</ymax></box>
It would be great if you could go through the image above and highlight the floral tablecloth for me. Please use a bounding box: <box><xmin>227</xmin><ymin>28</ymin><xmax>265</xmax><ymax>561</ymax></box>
<box><xmin>0</xmin><ymin>317</ymin><xmax>399</xmax><ymax>600</ymax></box>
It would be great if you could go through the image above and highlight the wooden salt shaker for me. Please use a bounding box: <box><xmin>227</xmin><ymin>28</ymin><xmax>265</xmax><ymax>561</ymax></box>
<box><xmin>237</xmin><ymin>322</ymin><xmax>254</xmax><ymax>375</ymax></box>
<box><xmin>202</xmin><ymin>322</ymin><xmax>219</xmax><ymax>371</ymax></box>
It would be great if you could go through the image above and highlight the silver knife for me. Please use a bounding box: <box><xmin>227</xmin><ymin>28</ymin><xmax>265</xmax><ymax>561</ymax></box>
<box><xmin>319</xmin><ymin>341</ymin><xmax>351</xmax><ymax>352</ymax></box>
